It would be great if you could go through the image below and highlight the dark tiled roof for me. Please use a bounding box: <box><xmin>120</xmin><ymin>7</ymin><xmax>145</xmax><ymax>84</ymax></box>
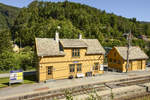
<box><xmin>35</xmin><ymin>38</ymin><xmax>65</xmax><ymax>57</ymax></box>
<box><xmin>35</xmin><ymin>38</ymin><xmax>105</xmax><ymax>56</ymax></box>
<box><xmin>115</xmin><ymin>46</ymin><xmax>149</xmax><ymax>60</ymax></box>
<box><xmin>83</xmin><ymin>39</ymin><xmax>105</xmax><ymax>55</ymax></box>
<box><xmin>60</xmin><ymin>39</ymin><xmax>88</xmax><ymax>48</ymax></box>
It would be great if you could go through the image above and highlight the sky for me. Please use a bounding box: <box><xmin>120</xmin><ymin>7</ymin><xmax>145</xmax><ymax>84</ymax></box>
<box><xmin>0</xmin><ymin>0</ymin><xmax>150</xmax><ymax>22</ymax></box>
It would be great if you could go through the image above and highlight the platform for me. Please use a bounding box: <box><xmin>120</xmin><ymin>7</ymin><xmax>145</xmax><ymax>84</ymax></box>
<box><xmin>0</xmin><ymin>67</ymin><xmax>150</xmax><ymax>99</ymax></box>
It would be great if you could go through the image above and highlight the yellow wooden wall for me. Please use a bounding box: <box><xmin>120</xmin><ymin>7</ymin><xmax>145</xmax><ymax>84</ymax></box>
<box><xmin>38</xmin><ymin>48</ymin><xmax>104</xmax><ymax>82</ymax></box>
<box><xmin>107</xmin><ymin>48</ymin><xmax>147</xmax><ymax>72</ymax></box>
<box><xmin>122</xmin><ymin>60</ymin><xmax>146</xmax><ymax>72</ymax></box>
<box><xmin>107</xmin><ymin>48</ymin><xmax>124</xmax><ymax>71</ymax></box>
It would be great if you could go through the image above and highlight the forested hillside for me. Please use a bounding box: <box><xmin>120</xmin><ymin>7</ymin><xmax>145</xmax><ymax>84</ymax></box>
<box><xmin>0</xmin><ymin>4</ymin><xmax>33</xmax><ymax>71</ymax></box>
<box><xmin>1</xmin><ymin>1</ymin><xmax>150</xmax><ymax>71</ymax></box>
<box><xmin>0</xmin><ymin>3</ymin><xmax>20</xmax><ymax>30</ymax></box>
<box><xmin>12</xmin><ymin>1</ymin><xmax>150</xmax><ymax>48</ymax></box>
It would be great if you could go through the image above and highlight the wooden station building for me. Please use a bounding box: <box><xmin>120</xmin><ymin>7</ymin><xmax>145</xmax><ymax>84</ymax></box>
<box><xmin>35</xmin><ymin>33</ymin><xmax>105</xmax><ymax>82</ymax></box>
<box><xmin>107</xmin><ymin>47</ymin><xmax>148</xmax><ymax>72</ymax></box>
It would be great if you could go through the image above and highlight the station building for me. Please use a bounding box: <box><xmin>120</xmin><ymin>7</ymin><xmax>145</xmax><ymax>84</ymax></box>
<box><xmin>35</xmin><ymin>33</ymin><xmax>105</xmax><ymax>82</ymax></box>
<box><xmin>107</xmin><ymin>46</ymin><xmax>148</xmax><ymax>72</ymax></box>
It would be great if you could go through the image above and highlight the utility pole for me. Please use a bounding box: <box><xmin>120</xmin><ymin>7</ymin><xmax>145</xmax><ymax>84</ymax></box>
<box><xmin>19</xmin><ymin>32</ymin><xmax>21</xmax><ymax>54</ymax></box>
<box><xmin>123</xmin><ymin>30</ymin><xmax>132</xmax><ymax>73</ymax></box>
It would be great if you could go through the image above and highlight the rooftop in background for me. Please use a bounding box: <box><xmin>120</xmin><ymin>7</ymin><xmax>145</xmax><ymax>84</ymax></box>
<box><xmin>115</xmin><ymin>46</ymin><xmax>149</xmax><ymax>60</ymax></box>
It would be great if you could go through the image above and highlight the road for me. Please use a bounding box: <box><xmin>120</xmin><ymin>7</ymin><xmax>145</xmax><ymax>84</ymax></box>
<box><xmin>0</xmin><ymin>70</ymin><xmax>36</xmax><ymax>78</ymax></box>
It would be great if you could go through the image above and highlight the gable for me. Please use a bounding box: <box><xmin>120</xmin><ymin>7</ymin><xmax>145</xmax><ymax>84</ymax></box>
<box><xmin>108</xmin><ymin>47</ymin><xmax>123</xmax><ymax>59</ymax></box>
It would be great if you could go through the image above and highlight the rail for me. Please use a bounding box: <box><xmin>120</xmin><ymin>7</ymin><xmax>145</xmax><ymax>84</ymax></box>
<box><xmin>3</xmin><ymin>75</ymin><xmax>150</xmax><ymax>100</ymax></box>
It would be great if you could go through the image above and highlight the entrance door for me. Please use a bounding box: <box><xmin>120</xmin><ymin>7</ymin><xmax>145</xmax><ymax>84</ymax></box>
<box><xmin>93</xmin><ymin>63</ymin><xmax>99</xmax><ymax>73</ymax></box>
<box><xmin>46</xmin><ymin>66</ymin><xmax>53</xmax><ymax>80</ymax></box>
<box><xmin>137</xmin><ymin>60</ymin><xmax>142</xmax><ymax>69</ymax></box>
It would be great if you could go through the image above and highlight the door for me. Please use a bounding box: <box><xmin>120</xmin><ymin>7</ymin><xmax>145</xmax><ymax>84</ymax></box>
<box><xmin>137</xmin><ymin>60</ymin><xmax>142</xmax><ymax>69</ymax></box>
<box><xmin>93</xmin><ymin>63</ymin><xmax>99</xmax><ymax>73</ymax></box>
<box><xmin>46</xmin><ymin>66</ymin><xmax>53</xmax><ymax>80</ymax></box>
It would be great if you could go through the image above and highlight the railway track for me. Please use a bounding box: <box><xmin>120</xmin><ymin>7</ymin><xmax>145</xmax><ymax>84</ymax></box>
<box><xmin>5</xmin><ymin>75</ymin><xmax>150</xmax><ymax>100</ymax></box>
<box><xmin>27</xmin><ymin>75</ymin><xmax>150</xmax><ymax>100</ymax></box>
<box><xmin>29</xmin><ymin>84</ymin><xmax>107</xmax><ymax>100</ymax></box>
<box><xmin>105</xmin><ymin>76</ymin><xmax>150</xmax><ymax>88</ymax></box>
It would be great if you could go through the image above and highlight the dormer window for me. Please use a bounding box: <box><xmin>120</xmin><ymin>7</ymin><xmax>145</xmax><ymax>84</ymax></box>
<box><xmin>72</xmin><ymin>48</ymin><xmax>80</xmax><ymax>57</ymax></box>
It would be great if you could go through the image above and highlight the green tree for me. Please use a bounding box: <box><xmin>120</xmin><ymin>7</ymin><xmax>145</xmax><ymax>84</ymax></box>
<box><xmin>9</xmin><ymin>1</ymin><xmax>150</xmax><ymax>60</ymax></box>
<box><xmin>0</xmin><ymin>51</ymin><xmax>15</xmax><ymax>71</ymax></box>
<box><xmin>0</xmin><ymin>30</ymin><xmax>12</xmax><ymax>53</ymax></box>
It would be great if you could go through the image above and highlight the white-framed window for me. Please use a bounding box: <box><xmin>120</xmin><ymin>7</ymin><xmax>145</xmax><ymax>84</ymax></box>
<box><xmin>69</xmin><ymin>64</ymin><xmax>75</xmax><ymax>72</ymax></box>
<box><xmin>72</xmin><ymin>49</ymin><xmax>80</xmax><ymax>57</ymax></box>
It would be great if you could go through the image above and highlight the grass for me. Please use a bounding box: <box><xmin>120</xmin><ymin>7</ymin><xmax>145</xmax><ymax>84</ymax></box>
<box><xmin>0</xmin><ymin>70</ymin><xmax>10</xmax><ymax>74</ymax></box>
<box><xmin>0</xmin><ymin>75</ymin><xmax>37</xmax><ymax>88</ymax></box>
<box><xmin>0</xmin><ymin>77</ymin><xmax>9</xmax><ymax>88</ymax></box>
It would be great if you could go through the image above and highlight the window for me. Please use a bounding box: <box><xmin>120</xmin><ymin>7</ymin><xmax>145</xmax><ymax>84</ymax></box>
<box><xmin>72</xmin><ymin>49</ymin><xmax>80</xmax><ymax>57</ymax></box>
<box><xmin>118</xmin><ymin>60</ymin><xmax>121</xmax><ymax>64</ymax></box>
<box><xmin>109</xmin><ymin>58</ymin><xmax>112</xmax><ymax>62</ymax></box>
<box><xmin>47</xmin><ymin>66</ymin><xmax>52</xmax><ymax>75</ymax></box>
<box><xmin>77</xmin><ymin>64</ymin><xmax>82</xmax><ymax>72</ymax></box>
<box><xmin>93</xmin><ymin>63</ymin><xmax>99</xmax><ymax>70</ymax></box>
<box><xmin>69</xmin><ymin>64</ymin><xmax>75</xmax><ymax>72</ymax></box>
<box><xmin>113</xmin><ymin>59</ymin><xmax>116</xmax><ymax>63</ymax></box>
